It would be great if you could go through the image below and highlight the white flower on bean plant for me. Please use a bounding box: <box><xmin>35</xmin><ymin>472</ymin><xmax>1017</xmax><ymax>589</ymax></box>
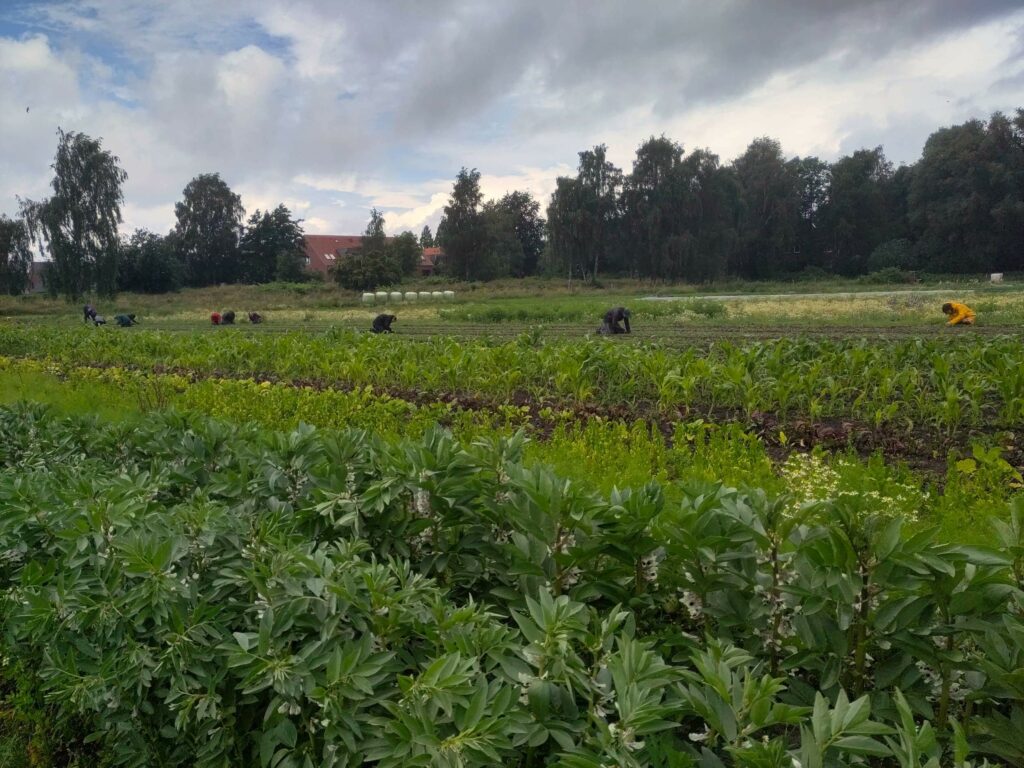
<box><xmin>678</xmin><ymin>589</ymin><xmax>703</xmax><ymax>620</ymax></box>
<box><xmin>688</xmin><ymin>725</ymin><xmax>710</xmax><ymax>742</ymax></box>
<box><xmin>413</xmin><ymin>488</ymin><xmax>431</xmax><ymax>518</ymax></box>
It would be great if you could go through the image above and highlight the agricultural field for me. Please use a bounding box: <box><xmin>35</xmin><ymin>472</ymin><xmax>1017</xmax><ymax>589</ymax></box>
<box><xmin>0</xmin><ymin>282</ymin><xmax>1023</xmax><ymax>766</ymax></box>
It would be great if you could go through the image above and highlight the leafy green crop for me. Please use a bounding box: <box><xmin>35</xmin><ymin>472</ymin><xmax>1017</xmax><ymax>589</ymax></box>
<box><xmin>3</xmin><ymin>326</ymin><xmax>1023</xmax><ymax>434</ymax></box>
<box><xmin>0</xmin><ymin>405</ymin><xmax>1021</xmax><ymax>766</ymax></box>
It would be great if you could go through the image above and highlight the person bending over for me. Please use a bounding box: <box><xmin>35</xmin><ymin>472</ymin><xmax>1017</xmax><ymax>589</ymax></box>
<box><xmin>210</xmin><ymin>312</ymin><xmax>221</xmax><ymax>326</ymax></box>
<box><xmin>222</xmin><ymin>310</ymin><xmax>236</xmax><ymax>325</ymax></box>
<box><xmin>114</xmin><ymin>313</ymin><xmax>138</xmax><ymax>327</ymax></box>
<box><xmin>942</xmin><ymin>301</ymin><xmax>975</xmax><ymax>326</ymax></box>
<box><xmin>372</xmin><ymin>313</ymin><xmax>396</xmax><ymax>334</ymax></box>
<box><xmin>599</xmin><ymin>306</ymin><xmax>631</xmax><ymax>335</ymax></box>
<box><xmin>248</xmin><ymin>312</ymin><xmax>263</xmax><ymax>324</ymax></box>
<box><xmin>83</xmin><ymin>304</ymin><xmax>97</xmax><ymax>323</ymax></box>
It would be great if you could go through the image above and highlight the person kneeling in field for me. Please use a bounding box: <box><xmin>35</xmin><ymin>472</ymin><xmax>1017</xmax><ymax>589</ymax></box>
<box><xmin>598</xmin><ymin>306</ymin><xmax>631</xmax><ymax>335</ymax></box>
<box><xmin>942</xmin><ymin>301</ymin><xmax>975</xmax><ymax>326</ymax></box>
<box><xmin>92</xmin><ymin>314</ymin><xmax>107</xmax><ymax>326</ymax></box>
<box><xmin>248</xmin><ymin>312</ymin><xmax>263</xmax><ymax>324</ymax></box>
<box><xmin>83</xmin><ymin>304</ymin><xmax>97</xmax><ymax>323</ymax></box>
<box><xmin>372</xmin><ymin>313</ymin><xmax>396</xmax><ymax>333</ymax></box>
<box><xmin>114</xmin><ymin>313</ymin><xmax>138</xmax><ymax>327</ymax></box>
<box><xmin>210</xmin><ymin>312</ymin><xmax>221</xmax><ymax>326</ymax></box>
<box><xmin>221</xmin><ymin>310</ymin><xmax>236</xmax><ymax>325</ymax></box>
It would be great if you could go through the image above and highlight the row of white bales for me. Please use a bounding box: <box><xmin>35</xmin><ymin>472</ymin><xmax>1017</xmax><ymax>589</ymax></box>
<box><xmin>361</xmin><ymin>290</ymin><xmax>456</xmax><ymax>304</ymax></box>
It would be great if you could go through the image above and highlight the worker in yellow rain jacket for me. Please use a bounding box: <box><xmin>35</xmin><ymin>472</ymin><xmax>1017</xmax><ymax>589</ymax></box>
<box><xmin>942</xmin><ymin>301</ymin><xmax>975</xmax><ymax>326</ymax></box>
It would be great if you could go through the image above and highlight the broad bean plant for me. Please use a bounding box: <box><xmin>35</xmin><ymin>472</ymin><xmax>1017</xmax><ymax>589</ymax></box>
<box><xmin>0</xmin><ymin>405</ymin><xmax>1021</xmax><ymax>766</ymax></box>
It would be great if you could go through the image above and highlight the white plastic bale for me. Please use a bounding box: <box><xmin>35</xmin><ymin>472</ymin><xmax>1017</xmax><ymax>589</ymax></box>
<box><xmin>443</xmin><ymin>290</ymin><xmax>455</xmax><ymax>300</ymax></box>
<box><xmin>375</xmin><ymin>291</ymin><xmax>388</xmax><ymax>302</ymax></box>
<box><xmin>419</xmin><ymin>291</ymin><xmax>431</xmax><ymax>300</ymax></box>
<box><xmin>404</xmin><ymin>292</ymin><xmax>418</xmax><ymax>301</ymax></box>
<box><xmin>991</xmin><ymin>273</ymin><xmax>1004</xmax><ymax>283</ymax></box>
<box><xmin>431</xmin><ymin>291</ymin><xmax>443</xmax><ymax>299</ymax></box>
<box><xmin>389</xmin><ymin>291</ymin><xmax>403</xmax><ymax>302</ymax></box>
<box><xmin>361</xmin><ymin>293</ymin><xmax>375</xmax><ymax>304</ymax></box>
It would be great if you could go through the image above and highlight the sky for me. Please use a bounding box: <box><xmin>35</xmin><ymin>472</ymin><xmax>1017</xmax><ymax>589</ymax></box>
<box><xmin>2</xmin><ymin>0</ymin><xmax>1024</xmax><ymax>238</ymax></box>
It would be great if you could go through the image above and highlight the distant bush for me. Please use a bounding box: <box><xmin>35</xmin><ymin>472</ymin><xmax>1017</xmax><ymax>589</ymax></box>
<box><xmin>867</xmin><ymin>238</ymin><xmax>915</xmax><ymax>272</ymax></box>
<box><xmin>792</xmin><ymin>265</ymin><xmax>832</xmax><ymax>282</ymax></box>
<box><xmin>332</xmin><ymin>249</ymin><xmax>402</xmax><ymax>291</ymax></box>
<box><xmin>859</xmin><ymin>266</ymin><xmax>918</xmax><ymax>284</ymax></box>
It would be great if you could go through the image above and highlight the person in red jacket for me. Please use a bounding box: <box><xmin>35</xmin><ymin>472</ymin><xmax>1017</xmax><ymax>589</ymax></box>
<box><xmin>210</xmin><ymin>312</ymin><xmax>222</xmax><ymax>326</ymax></box>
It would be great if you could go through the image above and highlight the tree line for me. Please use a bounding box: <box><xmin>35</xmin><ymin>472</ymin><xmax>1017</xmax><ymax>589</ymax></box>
<box><xmin>11</xmin><ymin>131</ymin><xmax>315</xmax><ymax>298</ymax></box>
<box><xmin>439</xmin><ymin>109</ymin><xmax>1024</xmax><ymax>282</ymax></box>
<box><xmin>3</xmin><ymin>109</ymin><xmax>1023</xmax><ymax>299</ymax></box>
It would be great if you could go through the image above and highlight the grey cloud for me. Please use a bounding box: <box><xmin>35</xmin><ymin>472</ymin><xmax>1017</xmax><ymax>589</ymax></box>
<box><xmin>4</xmin><ymin>0</ymin><xmax>1024</xmax><ymax>234</ymax></box>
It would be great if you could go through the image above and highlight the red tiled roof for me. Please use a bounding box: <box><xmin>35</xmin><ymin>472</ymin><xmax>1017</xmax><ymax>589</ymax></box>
<box><xmin>303</xmin><ymin>235</ymin><xmax>364</xmax><ymax>274</ymax></box>
<box><xmin>303</xmin><ymin>235</ymin><xmax>442</xmax><ymax>276</ymax></box>
<box><xmin>420</xmin><ymin>246</ymin><xmax>443</xmax><ymax>275</ymax></box>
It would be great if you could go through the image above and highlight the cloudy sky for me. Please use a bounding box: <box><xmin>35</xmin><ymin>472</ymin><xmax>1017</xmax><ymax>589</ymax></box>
<box><xmin>2</xmin><ymin>0</ymin><xmax>1023</xmax><ymax>237</ymax></box>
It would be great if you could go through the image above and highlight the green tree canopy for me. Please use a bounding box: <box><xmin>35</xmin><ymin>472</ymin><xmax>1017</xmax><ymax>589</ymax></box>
<box><xmin>391</xmin><ymin>231</ymin><xmax>422</xmax><ymax>276</ymax></box>
<box><xmin>173</xmin><ymin>173</ymin><xmax>244</xmax><ymax>286</ymax></box>
<box><xmin>0</xmin><ymin>216</ymin><xmax>32</xmax><ymax>296</ymax></box>
<box><xmin>333</xmin><ymin>209</ymin><xmax>403</xmax><ymax>290</ymax></box>
<box><xmin>419</xmin><ymin>224</ymin><xmax>434</xmax><ymax>248</ymax></box>
<box><xmin>494</xmin><ymin>191</ymin><xmax>545</xmax><ymax>277</ymax></box>
<box><xmin>240</xmin><ymin>204</ymin><xmax>306</xmax><ymax>283</ymax></box>
<box><xmin>438</xmin><ymin>168</ymin><xmax>487</xmax><ymax>280</ymax></box>
<box><xmin>20</xmin><ymin>128</ymin><xmax>127</xmax><ymax>299</ymax></box>
<box><xmin>117</xmin><ymin>229</ymin><xmax>183</xmax><ymax>294</ymax></box>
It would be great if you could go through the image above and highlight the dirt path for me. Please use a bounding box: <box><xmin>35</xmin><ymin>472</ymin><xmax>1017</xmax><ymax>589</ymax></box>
<box><xmin>639</xmin><ymin>287</ymin><xmax>1012</xmax><ymax>301</ymax></box>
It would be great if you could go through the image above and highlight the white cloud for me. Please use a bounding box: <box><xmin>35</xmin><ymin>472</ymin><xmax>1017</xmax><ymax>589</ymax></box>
<box><xmin>1</xmin><ymin>1</ymin><xmax>1023</xmax><ymax>242</ymax></box>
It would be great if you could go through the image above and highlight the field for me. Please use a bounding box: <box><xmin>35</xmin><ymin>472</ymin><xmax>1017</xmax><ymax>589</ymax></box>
<box><xmin>0</xmin><ymin>279</ymin><xmax>1023</xmax><ymax>767</ymax></box>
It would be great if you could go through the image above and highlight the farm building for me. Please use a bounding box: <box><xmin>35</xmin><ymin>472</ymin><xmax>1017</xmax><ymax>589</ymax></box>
<box><xmin>420</xmin><ymin>246</ymin><xmax>443</xmax><ymax>276</ymax></box>
<box><xmin>302</xmin><ymin>235</ymin><xmax>441</xmax><ymax>278</ymax></box>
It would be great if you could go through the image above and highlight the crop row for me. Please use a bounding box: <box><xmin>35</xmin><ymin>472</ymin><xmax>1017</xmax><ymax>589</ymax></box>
<box><xmin>0</xmin><ymin>405</ymin><xmax>1022</xmax><ymax>766</ymax></box>
<box><xmin>3</xmin><ymin>326</ymin><xmax>1024</xmax><ymax>432</ymax></box>
<box><xmin>2</xmin><ymin>356</ymin><xmax>1019</xmax><ymax>546</ymax></box>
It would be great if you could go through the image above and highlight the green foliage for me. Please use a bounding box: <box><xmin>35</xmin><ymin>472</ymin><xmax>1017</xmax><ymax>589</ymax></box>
<box><xmin>439</xmin><ymin>168</ymin><xmax>488</xmax><ymax>281</ymax></box>
<box><xmin>19</xmin><ymin>128</ymin><xmax>127</xmax><ymax>299</ymax></box>
<box><xmin>333</xmin><ymin>210</ymin><xmax>413</xmax><ymax>290</ymax></box>
<box><xmin>0</xmin><ymin>405</ymin><xmax>1020</xmax><ymax>766</ymax></box>
<box><xmin>333</xmin><ymin>248</ymin><xmax>402</xmax><ymax>292</ymax></box>
<box><xmin>117</xmin><ymin>228</ymin><xmax>184</xmax><ymax>293</ymax></box>
<box><xmin>0</xmin><ymin>215</ymin><xmax>32</xmax><ymax>296</ymax></box>
<box><xmin>868</xmin><ymin>238</ymin><xmax>915</xmax><ymax>273</ymax></box>
<box><xmin>910</xmin><ymin>112</ymin><xmax>1024</xmax><ymax>274</ymax></box>
<box><xmin>495</xmin><ymin>190</ymin><xmax>546</xmax><ymax>277</ymax></box>
<box><xmin>860</xmin><ymin>267</ymin><xmax>917</xmax><ymax>285</ymax></box>
<box><xmin>173</xmin><ymin>172</ymin><xmax>245</xmax><ymax>287</ymax></box>
<box><xmin>240</xmin><ymin>205</ymin><xmax>306</xmax><ymax>284</ymax></box>
<box><xmin>390</xmin><ymin>231</ymin><xmax>422</xmax><ymax>277</ymax></box>
<box><xmin>6</xmin><ymin>326</ymin><xmax>1024</xmax><ymax>436</ymax></box>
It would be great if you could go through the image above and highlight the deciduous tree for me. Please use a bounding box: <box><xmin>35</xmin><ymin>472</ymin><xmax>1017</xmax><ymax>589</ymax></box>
<box><xmin>438</xmin><ymin>168</ymin><xmax>486</xmax><ymax>280</ymax></box>
<box><xmin>0</xmin><ymin>216</ymin><xmax>32</xmax><ymax>295</ymax></box>
<box><xmin>20</xmin><ymin>129</ymin><xmax>127</xmax><ymax>299</ymax></box>
<box><xmin>117</xmin><ymin>229</ymin><xmax>183</xmax><ymax>293</ymax></box>
<box><xmin>240</xmin><ymin>205</ymin><xmax>306</xmax><ymax>283</ymax></box>
<box><xmin>173</xmin><ymin>173</ymin><xmax>244</xmax><ymax>286</ymax></box>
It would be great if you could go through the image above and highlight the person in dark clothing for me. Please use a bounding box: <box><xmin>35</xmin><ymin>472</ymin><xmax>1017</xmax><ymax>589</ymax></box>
<box><xmin>371</xmin><ymin>314</ymin><xmax>396</xmax><ymax>333</ymax></box>
<box><xmin>114</xmin><ymin>314</ymin><xmax>138</xmax><ymax>327</ymax></box>
<box><xmin>248</xmin><ymin>312</ymin><xmax>263</xmax><ymax>324</ymax></box>
<box><xmin>222</xmin><ymin>310</ymin><xmax>236</xmax><ymax>325</ymax></box>
<box><xmin>599</xmin><ymin>307</ymin><xmax>631</xmax><ymax>335</ymax></box>
<box><xmin>83</xmin><ymin>304</ymin><xmax>97</xmax><ymax>323</ymax></box>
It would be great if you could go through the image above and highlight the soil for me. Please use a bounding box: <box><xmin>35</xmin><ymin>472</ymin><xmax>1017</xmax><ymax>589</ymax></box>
<box><xmin>43</xmin><ymin>357</ymin><xmax>1022</xmax><ymax>476</ymax></box>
